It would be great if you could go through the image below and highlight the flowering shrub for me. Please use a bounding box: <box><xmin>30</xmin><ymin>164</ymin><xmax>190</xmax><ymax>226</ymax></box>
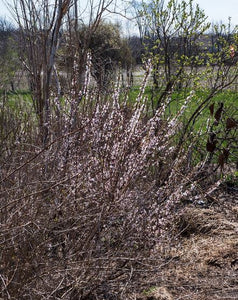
<box><xmin>0</xmin><ymin>66</ymin><xmax>225</xmax><ymax>299</ymax></box>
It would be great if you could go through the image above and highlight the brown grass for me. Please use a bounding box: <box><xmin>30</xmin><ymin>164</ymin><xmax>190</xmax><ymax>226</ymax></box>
<box><xmin>141</xmin><ymin>192</ymin><xmax>238</xmax><ymax>300</ymax></box>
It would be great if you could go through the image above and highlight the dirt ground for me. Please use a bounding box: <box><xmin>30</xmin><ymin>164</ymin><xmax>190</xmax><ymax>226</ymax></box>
<box><xmin>133</xmin><ymin>187</ymin><xmax>238</xmax><ymax>300</ymax></box>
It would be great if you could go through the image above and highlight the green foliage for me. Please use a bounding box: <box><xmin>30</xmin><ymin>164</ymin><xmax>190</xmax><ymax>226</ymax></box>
<box><xmin>142</xmin><ymin>286</ymin><xmax>157</xmax><ymax>295</ymax></box>
<box><xmin>142</xmin><ymin>0</ymin><xmax>210</xmax><ymax>80</ymax></box>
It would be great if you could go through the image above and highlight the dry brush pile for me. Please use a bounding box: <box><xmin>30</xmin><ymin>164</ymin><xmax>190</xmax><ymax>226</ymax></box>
<box><xmin>0</xmin><ymin>68</ymin><xmax>235</xmax><ymax>299</ymax></box>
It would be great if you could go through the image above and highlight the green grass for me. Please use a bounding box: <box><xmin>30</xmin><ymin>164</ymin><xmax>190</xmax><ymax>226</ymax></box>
<box><xmin>2</xmin><ymin>86</ymin><xmax>237</xmax><ymax>167</ymax></box>
<box><xmin>126</xmin><ymin>85</ymin><xmax>237</xmax><ymax>165</ymax></box>
<box><xmin>0</xmin><ymin>90</ymin><xmax>33</xmax><ymax>110</ymax></box>
<box><xmin>127</xmin><ymin>86</ymin><xmax>237</xmax><ymax>120</ymax></box>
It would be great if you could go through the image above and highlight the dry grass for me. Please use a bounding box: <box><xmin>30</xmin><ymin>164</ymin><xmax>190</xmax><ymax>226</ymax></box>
<box><xmin>141</xmin><ymin>191</ymin><xmax>238</xmax><ymax>300</ymax></box>
<box><xmin>119</xmin><ymin>189</ymin><xmax>238</xmax><ymax>300</ymax></box>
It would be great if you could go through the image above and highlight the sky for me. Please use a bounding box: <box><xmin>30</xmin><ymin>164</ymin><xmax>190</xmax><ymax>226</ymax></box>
<box><xmin>194</xmin><ymin>0</ymin><xmax>238</xmax><ymax>25</ymax></box>
<box><xmin>0</xmin><ymin>0</ymin><xmax>237</xmax><ymax>30</ymax></box>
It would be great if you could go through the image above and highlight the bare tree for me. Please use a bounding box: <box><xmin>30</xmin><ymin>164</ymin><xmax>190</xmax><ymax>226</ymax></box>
<box><xmin>11</xmin><ymin>0</ymin><xmax>71</xmax><ymax>143</ymax></box>
<box><xmin>10</xmin><ymin>0</ymin><xmax>121</xmax><ymax>142</ymax></box>
<box><xmin>64</xmin><ymin>0</ymin><xmax>115</xmax><ymax>92</ymax></box>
